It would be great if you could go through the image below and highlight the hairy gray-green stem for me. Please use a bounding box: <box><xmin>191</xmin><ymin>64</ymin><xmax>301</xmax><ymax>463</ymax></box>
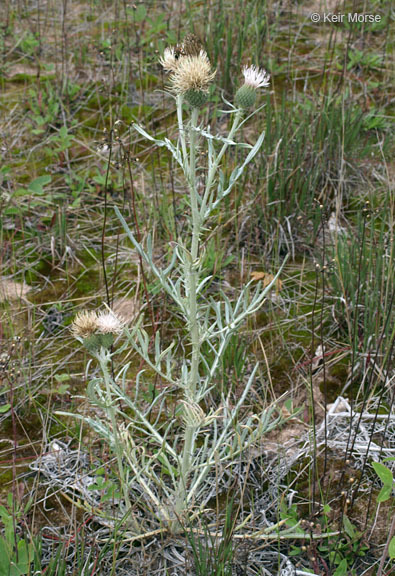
<box><xmin>97</xmin><ymin>350</ymin><xmax>133</xmax><ymax>513</ymax></box>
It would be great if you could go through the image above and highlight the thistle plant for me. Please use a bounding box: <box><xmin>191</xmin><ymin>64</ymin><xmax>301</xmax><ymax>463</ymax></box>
<box><xmin>69</xmin><ymin>311</ymin><xmax>134</xmax><ymax>516</ymax></box>
<box><xmin>63</xmin><ymin>43</ymin><xmax>288</xmax><ymax>533</ymax></box>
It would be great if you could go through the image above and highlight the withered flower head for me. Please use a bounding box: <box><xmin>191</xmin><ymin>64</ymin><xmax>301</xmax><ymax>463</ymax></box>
<box><xmin>71</xmin><ymin>311</ymin><xmax>99</xmax><ymax>339</ymax></box>
<box><xmin>178</xmin><ymin>33</ymin><xmax>203</xmax><ymax>57</ymax></box>
<box><xmin>169</xmin><ymin>51</ymin><xmax>216</xmax><ymax>95</ymax></box>
<box><xmin>71</xmin><ymin>309</ymin><xmax>124</xmax><ymax>353</ymax></box>
<box><xmin>160</xmin><ymin>34</ymin><xmax>204</xmax><ymax>73</ymax></box>
<box><xmin>96</xmin><ymin>311</ymin><xmax>124</xmax><ymax>335</ymax></box>
<box><xmin>159</xmin><ymin>47</ymin><xmax>178</xmax><ymax>72</ymax></box>
<box><xmin>160</xmin><ymin>35</ymin><xmax>215</xmax><ymax>107</ymax></box>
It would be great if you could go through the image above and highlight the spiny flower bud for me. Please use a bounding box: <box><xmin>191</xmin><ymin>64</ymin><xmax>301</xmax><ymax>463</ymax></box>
<box><xmin>235</xmin><ymin>84</ymin><xmax>257</xmax><ymax>109</ymax></box>
<box><xmin>83</xmin><ymin>333</ymin><xmax>114</xmax><ymax>353</ymax></box>
<box><xmin>235</xmin><ymin>65</ymin><xmax>270</xmax><ymax>110</ymax></box>
<box><xmin>184</xmin><ymin>89</ymin><xmax>208</xmax><ymax>108</ymax></box>
<box><xmin>71</xmin><ymin>311</ymin><xmax>99</xmax><ymax>339</ymax></box>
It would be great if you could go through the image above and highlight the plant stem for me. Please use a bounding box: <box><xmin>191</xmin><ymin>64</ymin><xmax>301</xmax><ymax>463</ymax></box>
<box><xmin>175</xmin><ymin>106</ymin><xmax>200</xmax><ymax>518</ymax></box>
<box><xmin>188</xmin><ymin>106</ymin><xmax>200</xmax><ymax>397</ymax></box>
<box><xmin>99</xmin><ymin>350</ymin><xmax>133</xmax><ymax>515</ymax></box>
<box><xmin>176</xmin><ymin>94</ymin><xmax>189</xmax><ymax>174</ymax></box>
<box><xmin>175</xmin><ymin>423</ymin><xmax>195</xmax><ymax>518</ymax></box>
<box><xmin>200</xmin><ymin>110</ymin><xmax>242</xmax><ymax>216</ymax></box>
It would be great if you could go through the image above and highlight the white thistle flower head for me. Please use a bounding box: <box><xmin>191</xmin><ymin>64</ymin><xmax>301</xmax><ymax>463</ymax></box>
<box><xmin>169</xmin><ymin>51</ymin><xmax>216</xmax><ymax>96</ymax></box>
<box><xmin>235</xmin><ymin>65</ymin><xmax>270</xmax><ymax>110</ymax></box>
<box><xmin>159</xmin><ymin>47</ymin><xmax>178</xmax><ymax>72</ymax></box>
<box><xmin>96</xmin><ymin>311</ymin><xmax>124</xmax><ymax>335</ymax></box>
<box><xmin>242</xmin><ymin>65</ymin><xmax>270</xmax><ymax>89</ymax></box>
<box><xmin>71</xmin><ymin>310</ymin><xmax>99</xmax><ymax>339</ymax></box>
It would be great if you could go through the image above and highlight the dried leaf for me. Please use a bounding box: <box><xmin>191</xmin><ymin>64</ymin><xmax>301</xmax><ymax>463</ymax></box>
<box><xmin>250</xmin><ymin>271</ymin><xmax>283</xmax><ymax>291</ymax></box>
<box><xmin>112</xmin><ymin>297</ymin><xmax>139</xmax><ymax>324</ymax></box>
<box><xmin>0</xmin><ymin>278</ymin><xmax>31</xmax><ymax>303</ymax></box>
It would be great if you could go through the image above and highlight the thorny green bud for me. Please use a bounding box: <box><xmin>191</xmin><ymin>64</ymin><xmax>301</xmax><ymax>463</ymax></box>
<box><xmin>83</xmin><ymin>333</ymin><xmax>114</xmax><ymax>353</ymax></box>
<box><xmin>235</xmin><ymin>65</ymin><xmax>270</xmax><ymax>110</ymax></box>
<box><xmin>185</xmin><ymin>89</ymin><xmax>208</xmax><ymax>108</ymax></box>
<box><xmin>235</xmin><ymin>84</ymin><xmax>257</xmax><ymax>109</ymax></box>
